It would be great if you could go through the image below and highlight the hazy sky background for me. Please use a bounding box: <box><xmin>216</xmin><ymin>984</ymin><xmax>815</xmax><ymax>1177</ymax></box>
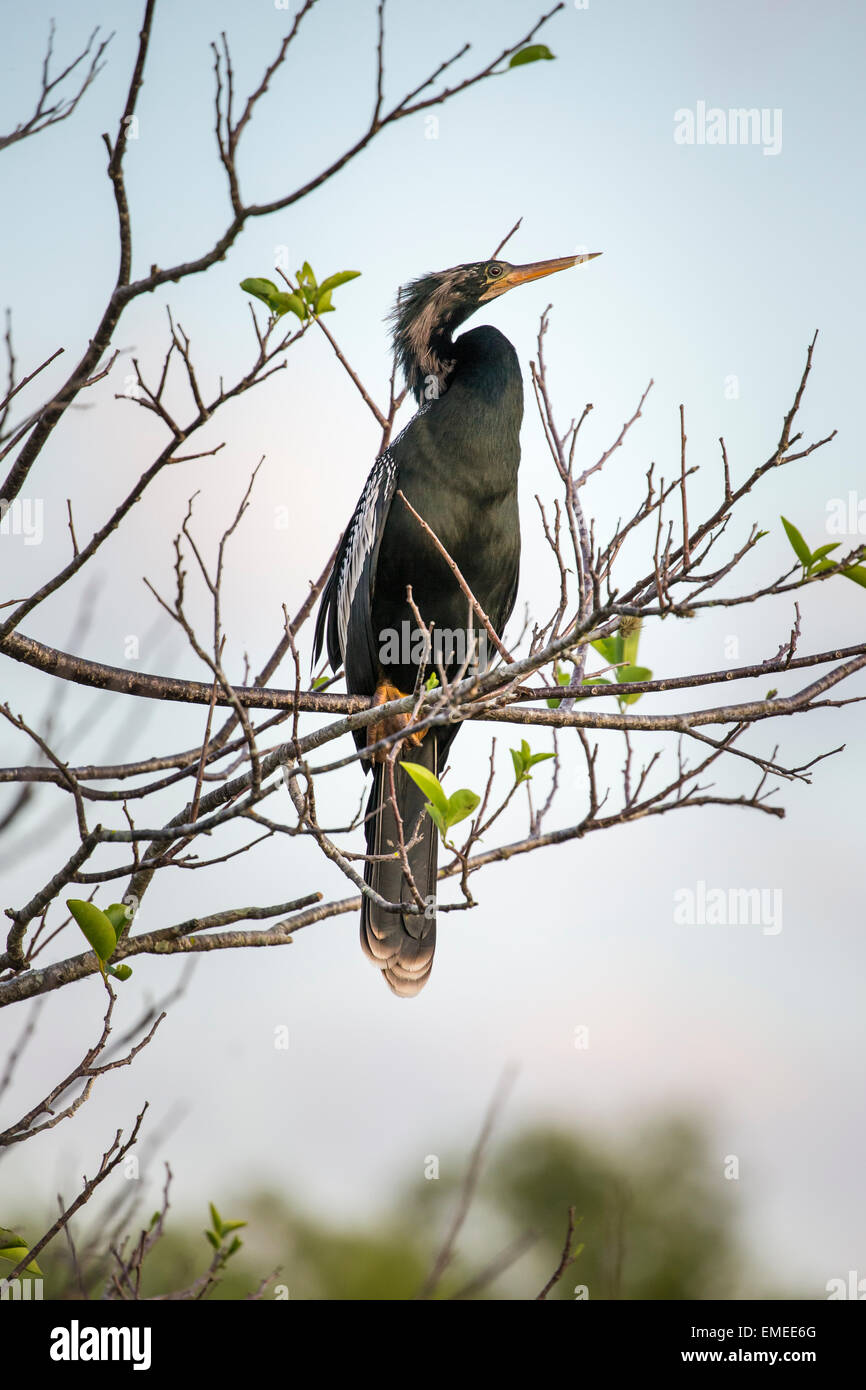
<box><xmin>1</xmin><ymin>0</ymin><xmax>864</xmax><ymax>1296</ymax></box>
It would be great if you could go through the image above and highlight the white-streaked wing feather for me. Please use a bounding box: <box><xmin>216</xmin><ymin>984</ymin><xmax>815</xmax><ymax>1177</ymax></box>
<box><xmin>335</xmin><ymin>451</ymin><xmax>396</xmax><ymax>664</ymax></box>
<box><xmin>334</xmin><ymin>405</ymin><xmax>434</xmax><ymax>663</ymax></box>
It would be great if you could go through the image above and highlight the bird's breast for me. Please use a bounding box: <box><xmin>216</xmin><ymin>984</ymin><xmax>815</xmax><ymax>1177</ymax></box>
<box><xmin>370</xmin><ymin>324</ymin><xmax>523</xmax><ymax>684</ymax></box>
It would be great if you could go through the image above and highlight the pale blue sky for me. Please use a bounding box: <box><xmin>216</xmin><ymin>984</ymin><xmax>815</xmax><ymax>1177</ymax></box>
<box><xmin>1</xmin><ymin>0</ymin><xmax>864</xmax><ymax>1294</ymax></box>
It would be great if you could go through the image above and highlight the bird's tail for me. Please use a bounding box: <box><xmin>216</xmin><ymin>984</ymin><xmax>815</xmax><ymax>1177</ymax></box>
<box><xmin>361</xmin><ymin>739</ymin><xmax>438</xmax><ymax>997</ymax></box>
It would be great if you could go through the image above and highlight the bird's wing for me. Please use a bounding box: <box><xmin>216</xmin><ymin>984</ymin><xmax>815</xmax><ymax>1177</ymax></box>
<box><xmin>313</xmin><ymin>448</ymin><xmax>399</xmax><ymax>691</ymax></box>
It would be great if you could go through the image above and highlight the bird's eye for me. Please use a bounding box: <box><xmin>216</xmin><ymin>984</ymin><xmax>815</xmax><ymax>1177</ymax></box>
<box><xmin>487</xmin><ymin>263</ymin><xmax>503</xmax><ymax>278</ymax></box>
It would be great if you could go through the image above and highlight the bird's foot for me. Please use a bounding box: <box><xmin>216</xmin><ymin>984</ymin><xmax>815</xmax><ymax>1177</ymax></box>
<box><xmin>367</xmin><ymin>681</ymin><xmax>426</xmax><ymax>763</ymax></box>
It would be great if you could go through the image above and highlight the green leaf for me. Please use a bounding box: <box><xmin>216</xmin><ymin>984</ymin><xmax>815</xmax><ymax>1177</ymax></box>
<box><xmin>0</xmin><ymin>1230</ymin><xmax>42</xmax><ymax>1275</ymax></box>
<box><xmin>239</xmin><ymin>277</ymin><xmax>281</xmax><ymax>308</ymax></box>
<box><xmin>399</xmin><ymin>761</ymin><xmax>449</xmax><ymax>815</ymax></box>
<box><xmin>511</xmin><ymin>740</ymin><xmax>554</xmax><ymax>782</ymax></box>
<box><xmin>209</xmin><ymin>1203</ymin><xmax>222</xmax><ymax>1236</ymax></box>
<box><xmin>619</xmin><ymin>620</ymin><xmax>642</xmax><ymax>667</ymax></box>
<box><xmin>271</xmin><ymin>291</ymin><xmax>307</xmax><ymax>320</ymax></box>
<box><xmin>204</xmin><ymin>1229</ymin><xmax>220</xmax><ymax>1250</ymax></box>
<box><xmin>297</xmin><ymin>261</ymin><xmax>317</xmax><ymax>291</ymax></box>
<box><xmin>525</xmin><ymin>751</ymin><xmax>556</xmax><ymax>770</ymax></box>
<box><xmin>546</xmin><ymin>667</ymin><xmax>569</xmax><ymax>709</ymax></box>
<box><xmin>219</xmin><ymin>1219</ymin><xmax>247</xmax><ymax>1235</ymax></box>
<box><xmin>317</xmin><ymin>270</ymin><xmax>361</xmax><ymax>295</ymax></box>
<box><xmin>108</xmin><ymin>963</ymin><xmax>133</xmax><ymax>982</ymax></box>
<box><xmin>105</xmin><ymin>902</ymin><xmax>131</xmax><ymax>935</ymax></box>
<box><xmin>66</xmin><ymin>899</ymin><xmax>116</xmax><ymax>962</ymax></box>
<box><xmin>509</xmin><ymin>43</ymin><xmax>555</xmax><ymax>67</ymax></box>
<box><xmin>312</xmin><ymin>675</ymin><xmax>329</xmax><ymax>690</ymax></box>
<box><xmin>811</xmin><ymin>543</ymin><xmax>840</xmax><ymax>560</ymax></box>
<box><xmin>616</xmin><ymin>665</ymin><xmax>652</xmax><ymax>706</ymax></box>
<box><xmin>591</xmin><ymin>635</ymin><xmax>622</xmax><ymax>666</ymax></box>
<box><xmin>444</xmin><ymin>788</ymin><xmax>480</xmax><ymax>829</ymax></box>
<box><xmin>617</xmin><ymin>665</ymin><xmax>652</xmax><ymax>685</ymax></box>
<box><xmin>240</xmin><ymin>276</ymin><xmax>279</xmax><ymax>299</ymax></box>
<box><xmin>0</xmin><ymin>1245</ymin><xmax>42</xmax><ymax>1275</ymax></box>
<box><xmin>239</xmin><ymin>278</ymin><xmax>306</xmax><ymax>320</ymax></box>
<box><xmin>314</xmin><ymin>289</ymin><xmax>334</xmax><ymax>315</ymax></box>
<box><xmin>426</xmin><ymin>803</ymin><xmax>447</xmax><ymax>837</ymax></box>
<box><xmin>227</xmin><ymin>1236</ymin><xmax>243</xmax><ymax>1256</ymax></box>
<box><xmin>425</xmin><ymin>672</ymin><xmax>440</xmax><ymax>691</ymax></box>
<box><xmin>781</xmin><ymin>516</ymin><xmax>812</xmax><ymax>567</ymax></box>
<box><xmin>399</xmin><ymin>763</ymin><xmax>444</xmax><ymax>811</ymax></box>
<box><xmin>810</xmin><ymin>556</ymin><xmax>865</xmax><ymax>585</ymax></box>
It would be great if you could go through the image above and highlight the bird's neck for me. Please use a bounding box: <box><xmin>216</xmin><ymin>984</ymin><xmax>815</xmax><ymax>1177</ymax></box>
<box><xmin>403</xmin><ymin>327</ymin><xmax>524</xmax><ymax>498</ymax></box>
<box><xmin>393</xmin><ymin>281</ymin><xmax>468</xmax><ymax>403</ymax></box>
<box><xmin>399</xmin><ymin>325</ymin><xmax>456</xmax><ymax>403</ymax></box>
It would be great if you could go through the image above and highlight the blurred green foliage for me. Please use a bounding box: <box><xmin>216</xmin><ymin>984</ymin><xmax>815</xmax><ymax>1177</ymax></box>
<box><xmin>31</xmin><ymin>1114</ymin><xmax>768</xmax><ymax>1301</ymax></box>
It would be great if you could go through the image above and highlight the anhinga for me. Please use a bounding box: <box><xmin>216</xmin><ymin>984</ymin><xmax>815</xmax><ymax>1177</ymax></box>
<box><xmin>314</xmin><ymin>251</ymin><xmax>600</xmax><ymax>996</ymax></box>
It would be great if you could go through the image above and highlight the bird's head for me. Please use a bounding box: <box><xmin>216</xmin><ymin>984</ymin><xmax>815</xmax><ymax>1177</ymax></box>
<box><xmin>390</xmin><ymin>252</ymin><xmax>600</xmax><ymax>401</ymax></box>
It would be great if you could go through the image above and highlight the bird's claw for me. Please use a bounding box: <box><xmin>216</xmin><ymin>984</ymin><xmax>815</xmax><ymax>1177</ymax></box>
<box><xmin>368</xmin><ymin>681</ymin><xmax>426</xmax><ymax>763</ymax></box>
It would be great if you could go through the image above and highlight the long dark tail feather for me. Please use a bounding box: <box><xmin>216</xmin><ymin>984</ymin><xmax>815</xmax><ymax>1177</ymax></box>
<box><xmin>361</xmin><ymin>738</ymin><xmax>438</xmax><ymax>997</ymax></box>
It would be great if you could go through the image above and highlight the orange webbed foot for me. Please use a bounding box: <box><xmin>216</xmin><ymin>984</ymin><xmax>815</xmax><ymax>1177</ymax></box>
<box><xmin>367</xmin><ymin>681</ymin><xmax>427</xmax><ymax>763</ymax></box>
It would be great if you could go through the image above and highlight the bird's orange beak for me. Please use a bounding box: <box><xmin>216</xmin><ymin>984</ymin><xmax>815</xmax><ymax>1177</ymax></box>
<box><xmin>481</xmin><ymin>252</ymin><xmax>601</xmax><ymax>299</ymax></box>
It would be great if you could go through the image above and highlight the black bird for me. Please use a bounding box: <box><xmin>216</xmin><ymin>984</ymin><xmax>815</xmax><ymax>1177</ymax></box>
<box><xmin>314</xmin><ymin>252</ymin><xmax>600</xmax><ymax>996</ymax></box>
